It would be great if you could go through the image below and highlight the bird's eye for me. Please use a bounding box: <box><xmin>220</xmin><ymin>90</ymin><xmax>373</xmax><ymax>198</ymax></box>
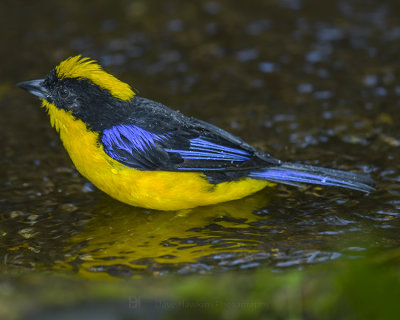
<box><xmin>59</xmin><ymin>88</ymin><xmax>69</xmax><ymax>99</ymax></box>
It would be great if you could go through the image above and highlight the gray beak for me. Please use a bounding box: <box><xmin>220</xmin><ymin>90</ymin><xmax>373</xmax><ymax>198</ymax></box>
<box><xmin>17</xmin><ymin>79</ymin><xmax>49</xmax><ymax>100</ymax></box>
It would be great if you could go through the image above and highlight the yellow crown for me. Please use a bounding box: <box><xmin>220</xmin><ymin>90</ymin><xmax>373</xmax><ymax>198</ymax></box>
<box><xmin>56</xmin><ymin>55</ymin><xmax>135</xmax><ymax>101</ymax></box>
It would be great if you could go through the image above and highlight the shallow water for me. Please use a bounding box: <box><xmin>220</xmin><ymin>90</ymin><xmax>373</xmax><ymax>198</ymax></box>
<box><xmin>1</xmin><ymin>0</ymin><xmax>400</xmax><ymax>280</ymax></box>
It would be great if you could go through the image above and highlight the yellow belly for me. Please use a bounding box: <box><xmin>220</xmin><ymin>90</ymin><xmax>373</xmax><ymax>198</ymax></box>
<box><xmin>43</xmin><ymin>101</ymin><xmax>274</xmax><ymax>210</ymax></box>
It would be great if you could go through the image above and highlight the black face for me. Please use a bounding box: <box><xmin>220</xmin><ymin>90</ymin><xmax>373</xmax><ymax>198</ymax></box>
<box><xmin>22</xmin><ymin>69</ymin><xmax>134</xmax><ymax>132</ymax></box>
<box><xmin>40</xmin><ymin>70</ymin><xmax>81</xmax><ymax>109</ymax></box>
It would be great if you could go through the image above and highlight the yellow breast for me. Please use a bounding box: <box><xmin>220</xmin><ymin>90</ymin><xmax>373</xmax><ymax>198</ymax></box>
<box><xmin>43</xmin><ymin>101</ymin><xmax>273</xmax><ymax>210</ymax></box>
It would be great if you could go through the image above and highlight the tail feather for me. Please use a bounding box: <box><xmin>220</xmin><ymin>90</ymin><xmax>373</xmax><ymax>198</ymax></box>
<box><xmin>249</xmin><ymin>162</ymin><xmax>375</xmax><ymax>193</ymax></box>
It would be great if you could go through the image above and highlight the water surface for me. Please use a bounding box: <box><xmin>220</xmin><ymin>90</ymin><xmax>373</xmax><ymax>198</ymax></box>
<box><xmin>1</xmin><ymin>0</ymin><xmax>399</xmax><ymax>281</ymax></box>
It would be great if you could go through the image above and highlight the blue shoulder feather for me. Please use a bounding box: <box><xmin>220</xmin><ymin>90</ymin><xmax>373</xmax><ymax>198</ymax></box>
<box><xmin>101</xmin><ymin>124</ymin><xmax>169</xmax><ymax>168</ymax></box>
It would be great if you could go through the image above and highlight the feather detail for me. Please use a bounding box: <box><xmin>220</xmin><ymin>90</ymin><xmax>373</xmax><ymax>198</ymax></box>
<box><xmin>56</xmin><ymin>55</ymin><xmax>134</xmax><ymax>101</ymax></box>
<box><xmin>249</xmin><ymin>162</ymin><xmax>375</xmax><ymax>192</ymax></box>
<box><xmin>165</xmin><ymin>138</ymin><xmax>251</xmax><ymax>161</ymax></box>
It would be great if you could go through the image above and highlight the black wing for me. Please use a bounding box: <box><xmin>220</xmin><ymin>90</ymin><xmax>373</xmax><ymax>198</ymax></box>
<box><xmin>99</xmin><ymin>96</ymin><xmax>280</xmax><ymax>183</ymax></box>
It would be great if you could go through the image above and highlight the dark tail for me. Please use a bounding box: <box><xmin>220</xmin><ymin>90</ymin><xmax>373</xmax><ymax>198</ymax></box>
<box><xmin>248</xmin><ymin>162</ymin><xmax>375</xmax><ymax>192</ymax></box>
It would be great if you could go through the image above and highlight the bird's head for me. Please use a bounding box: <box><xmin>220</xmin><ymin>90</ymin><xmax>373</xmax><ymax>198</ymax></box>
<box><xmin>17</xmin><ymin>55</ymin><xmax>135</xmax><ymax>130</ymax></box>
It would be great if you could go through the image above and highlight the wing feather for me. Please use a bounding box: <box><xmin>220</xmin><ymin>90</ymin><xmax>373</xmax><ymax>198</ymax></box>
<box><xmin>100</xmin><ymin>124</ymin><xmax>261</xmax><ymax>172</ymax></box>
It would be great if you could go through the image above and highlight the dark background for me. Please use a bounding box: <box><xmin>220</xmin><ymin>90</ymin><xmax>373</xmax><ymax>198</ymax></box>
<box><xmin>0</xmin><ymin>0</ymin><xmax>399</xmax><ymax>319</ymax></box>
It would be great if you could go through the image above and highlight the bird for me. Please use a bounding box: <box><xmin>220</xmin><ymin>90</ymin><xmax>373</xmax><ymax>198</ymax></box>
<box><xmin>17</xmin><ymin>55</ymin><xmax>375</xmax><ymax>211</ymax></box>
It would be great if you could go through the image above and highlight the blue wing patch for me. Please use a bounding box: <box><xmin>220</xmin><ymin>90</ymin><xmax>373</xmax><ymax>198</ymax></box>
<box><xmin>165</xmin><ymin>138</ymin><xmax>251</xmax><ymax>161</ymax></box>
<box><xmin>101</xmin><ymin>124</ymin><xmax>253</xmax><ymax>171</ymax></box>
<box><xmin>102</xmin><ymin>124</ymin><xmax>169</xmax><ymax>168</ymax></box>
